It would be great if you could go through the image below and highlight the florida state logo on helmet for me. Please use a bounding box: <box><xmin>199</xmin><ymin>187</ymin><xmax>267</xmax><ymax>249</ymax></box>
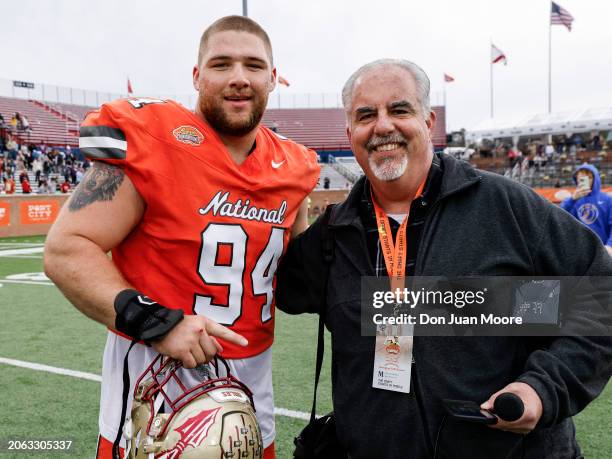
<box><xmin>124</xmin><ymin>355</ymin><xmax>263</xmax><ymax>458</ymax></box>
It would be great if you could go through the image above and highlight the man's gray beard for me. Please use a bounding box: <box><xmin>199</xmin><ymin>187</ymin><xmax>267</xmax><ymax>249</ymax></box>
<box><xmin>368</xmin><ymin>154</ymin><xmax>408</xmax><ymax>181</ymax></box>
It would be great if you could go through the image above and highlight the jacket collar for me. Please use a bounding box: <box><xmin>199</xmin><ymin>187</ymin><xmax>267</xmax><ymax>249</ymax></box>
<box><xmin>329</xmin><ymin>153</ymin><xmax>482</xmax><ymax>228</ymax></box>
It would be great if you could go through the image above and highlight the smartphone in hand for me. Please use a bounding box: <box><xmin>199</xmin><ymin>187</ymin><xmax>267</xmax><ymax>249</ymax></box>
<box><xmin>577</xmin><ymin>175</ymin><xmax>590</xmax><ymax>191</ymax></box>
<box><xmin>442</xmin><ymin>399</ymin><xmax>497</xmax><ymax>424</ymax></box>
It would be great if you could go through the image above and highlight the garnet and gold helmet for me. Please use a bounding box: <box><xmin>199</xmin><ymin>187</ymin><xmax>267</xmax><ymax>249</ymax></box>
<box><xmin>124</xmin><ymin>355</ymin><xmax>262</xmax><ymax>458</ymax></box>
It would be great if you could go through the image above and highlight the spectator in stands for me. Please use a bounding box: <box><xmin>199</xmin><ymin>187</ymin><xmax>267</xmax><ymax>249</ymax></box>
<box><xmin>561</xmin><ymin>164</ymin><xmax>612</xmax><ymax>256</ymax></box>
<box><xmin>545</xmin><ymin>143</ymin><xmax>555</xmax><ymax>162</ymax></box>
<box><xmin>37</xmin><ymin>180</ymin><xmax>49</xmax><ymax>194</ymax></box>
<box><xmin>18</xmin><ymin>170</ymin><xmax>27</xmax><ymax>184</ymax></box>
<box><xmin>4</xmin><ymin>177</ymin><xmax>15</xmax><ymax>194</ymax></box>
<box><xmin>75</xmin><ymin>167</ymin><xmax>84</xmax><ymax>184</ymax></box>
<box><xmin>31</xmin><ymin>145</ymin><xmax>41</xmax><ymax>160</ymax></box>
<box><xmin>10</xmin><ymin>113</ymin><xmax>19</xmax><ymax>131</ymax></box>
<box><xmin>6</xmin><ymin>136</ymin><xmax>18</xmax><ymax>161</ymax></box>
<box><xmin>17</xmin><ymin>147</ymin><xmax>27</xmax><ymax>171</ymax></box>
<box><xmin>591</xmin><ymin>134</ymin><xmax>602</xmax><ymax>151</ymax></box>
<box><xmin>69</xmin><ymin>165</ymin><xmax>77</xmax><ymax>184</ymax></box>
<box><xmin>48</xmin><ymin>177</ymin><xmax>57</xmax><ymax>194</ymax></box>
<box><xmin>21</xmin><ymin>178</ymin><xmax>32</xmax><ymax>194</ymax></box>
<box><xmin>323</xmin><ymin>176</ymin><xmax>330</xmax><ymax>189</ymax></box>
<box><xmin>65</xmin><ymin>145</ymin><xmax>75</xmax><ymax>165</ymax></box>
<box><xmin>32</xmin><ymin>156</ymin><xmax>43</xmax><ymax>184</ymax></box>
<box><xmin>60</xmin><ymin>179</ymin><xmax>70</xmax><ymax>194</ymax></box>
<box><xmin>533</xmin><ymin>152</ymin><xmax>545</xmax><ymax>170</ymax></box>
<box><xmin>507</xmin><ymin>147</ymin><xmax>518</xmax><ymax>167</ymax></box>
<box><xmin>271</xmin><ymin>120</ymin><xmax>279</xmax><ymax>132</ymax></box>
<box><xmin>20</xmin><ymin>114</ymin><xmax>31</xmax><ymax>132</ymax></box>
<box><xmin>42</xmin><ymin>153</ymin><xmax>51</xmax><ymax>176</ymax></box>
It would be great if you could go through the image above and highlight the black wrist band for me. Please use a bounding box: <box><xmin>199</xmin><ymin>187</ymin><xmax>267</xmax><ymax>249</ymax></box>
<box><xmin>114</xmin><ymin>289</ymin><xmax>184</xmax><ymax>342</ymax></box>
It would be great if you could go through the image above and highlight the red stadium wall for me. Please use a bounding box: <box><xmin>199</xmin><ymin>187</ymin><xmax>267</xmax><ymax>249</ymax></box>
<box><xmin>2</xmin><ymin>186</ymin><xmax>606</xmax><ymax>238</ymax></box>
<box><xmin>0</xmin><ymin>191</ymin><xmax>345</xmax><ymax>238</ymax></box>
<box><xmin>0</xmin><ymin>195</ymin><xmax>68</xmax><ymax>238</ymax></box>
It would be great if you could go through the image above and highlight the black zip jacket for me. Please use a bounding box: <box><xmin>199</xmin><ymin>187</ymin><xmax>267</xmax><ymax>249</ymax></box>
<box><xmin>276</xmin><ymin>153</ymin><xmax>612</xmax><ymax>459</ymax></box>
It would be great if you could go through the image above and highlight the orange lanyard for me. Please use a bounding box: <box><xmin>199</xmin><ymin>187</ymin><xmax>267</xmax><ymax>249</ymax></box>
<box><xmin>371</xmin><ymin>180</ymin><xmax>426</xmax><ymax>291</ymax></box>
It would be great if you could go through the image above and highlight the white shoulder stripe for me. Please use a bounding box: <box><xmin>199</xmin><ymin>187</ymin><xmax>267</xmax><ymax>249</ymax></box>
<box><xmin>79</xmin><ymin>136</ymin><xmax>127</xmax><ymax>151</ymax></box>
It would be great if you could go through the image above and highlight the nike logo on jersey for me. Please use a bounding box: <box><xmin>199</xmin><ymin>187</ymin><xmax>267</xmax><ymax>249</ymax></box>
<box><xmin>199</xmin><ymin>191</ymin><xmax>287</xmax><ymax>224</ymax></box>
<box><xmin>271</xmin><ymin>160</ymin><xmax>286</xmax><ymax>169</ymax></box>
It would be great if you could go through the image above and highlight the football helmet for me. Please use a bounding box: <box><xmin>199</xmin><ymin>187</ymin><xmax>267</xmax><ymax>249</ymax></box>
<box><xmin>124</xmin><ymin>355</ymin><xmax>263</xmax><ymax>458</ymax></box>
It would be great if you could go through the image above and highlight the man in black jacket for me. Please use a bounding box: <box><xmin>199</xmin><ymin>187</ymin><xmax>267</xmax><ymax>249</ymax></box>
<box><xmin>275</xmin><ymin>58</ymin><xmax>612</xmax><ymax>458</ymax></box>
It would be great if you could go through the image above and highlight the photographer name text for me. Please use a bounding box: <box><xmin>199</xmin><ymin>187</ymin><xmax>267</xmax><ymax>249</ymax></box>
<box><xmin>373</xmin><ymin>313</ymin><xmax>523</xmax><ymax>326</ymax></box>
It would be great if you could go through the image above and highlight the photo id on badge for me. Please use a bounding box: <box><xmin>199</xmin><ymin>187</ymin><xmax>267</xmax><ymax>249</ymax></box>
<box><xmin>372</xmin><ymin>326</ymin><xmax>413</xmax><ymax>393</ymax></box>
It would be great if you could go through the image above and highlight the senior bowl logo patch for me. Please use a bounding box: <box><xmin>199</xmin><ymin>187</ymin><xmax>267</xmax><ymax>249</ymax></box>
<box><xmin>172</xmin><ymin>125</ymin><xmax>204</xmax><ymax>146</ymax></box>
<box><xmin>384</xmin><ymin>337</ymin><xmax>400</xmax><ymax>354</ymax></box>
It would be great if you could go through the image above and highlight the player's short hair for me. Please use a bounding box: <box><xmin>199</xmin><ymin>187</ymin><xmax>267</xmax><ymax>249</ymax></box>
<box><xmin>342</xmin><ymin>58</ymin><xmax>431</xmax><ymax>119</ymax></box>
<box><xmin>198</xmin><ymin>15</ymin><xmax>273</xmax><ymax>67</ymax></box>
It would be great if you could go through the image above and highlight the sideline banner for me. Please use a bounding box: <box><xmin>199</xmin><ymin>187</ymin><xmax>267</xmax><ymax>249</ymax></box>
<box><xmin>19</xmin><ymin>201</ymin><xmax>60</xmax><ymax>225</ymax></box>
<box><xmin>0</xmin><ymin>202</ymin><xmax>10</xmax><ymax>226</ymax></box>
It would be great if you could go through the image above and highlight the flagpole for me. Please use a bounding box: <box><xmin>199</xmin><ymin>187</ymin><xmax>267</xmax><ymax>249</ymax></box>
<box><xmin>490</xmin><ymin>38</ymin><xmax>494</xmax><ymax>118</ymax></box>
<box><xmin>548</xmin><ymin>5</ymin><xmax>552</xmax><ymax>114</ymax></box>
<box><xmin>443</xmin><ymin>78</ymin><xmax>447</xmax><ymax>107</ymax></box>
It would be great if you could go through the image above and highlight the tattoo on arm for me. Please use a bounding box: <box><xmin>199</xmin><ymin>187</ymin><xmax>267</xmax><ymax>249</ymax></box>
<box><xmin>68</xmin><ymin>163</ymin><xmax>125</xmax><ymax>211</ymax></box>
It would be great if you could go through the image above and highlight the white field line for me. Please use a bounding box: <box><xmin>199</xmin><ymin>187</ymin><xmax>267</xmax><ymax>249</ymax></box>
<box><xmin>0</xmin><ymin>357</ymin><xmax>102</xmax><ymax>382</ymax></box>
<box><xmin>0</xmin><ymin>255</ymin><xmax>43</xmax><ymax>259</ymax></box>
<box><xmin>0</xmin><ymin>279</ymin><xmax>54</xmax><ymax>286</ymax></box>
<box><xmin>0</xmin><ymin>357</ymin><xmax>316</xmax><ymax>420</ymax></box>
<box><xmin>0</xmin><ymin>247</ymin><xmax>45</xmax><ymax>256</ymax></box>
<box><xmin>0</xmin><ymin>242</ymin><xmax>45</xmax><ymax>246</ymax></box>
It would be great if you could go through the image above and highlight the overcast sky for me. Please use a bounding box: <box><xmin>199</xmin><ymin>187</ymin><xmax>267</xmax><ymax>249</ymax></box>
<box><xmin>2</xmin><ymin>0</ymin><xmax>611</xmax><ymax>131</ymax></box>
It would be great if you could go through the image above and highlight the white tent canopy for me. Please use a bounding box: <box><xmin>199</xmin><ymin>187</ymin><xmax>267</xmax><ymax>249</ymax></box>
<box><xmin>466</xmin><ymin>107</ymin><xmax>612</xmax><ymax>142</ymax></box>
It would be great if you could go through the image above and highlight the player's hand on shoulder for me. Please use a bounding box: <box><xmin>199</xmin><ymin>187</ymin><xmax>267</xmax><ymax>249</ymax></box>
<box><xmin>151</xmin><ymin>315</ymin><xmax>248</xmax><ymax>369</ymax></box>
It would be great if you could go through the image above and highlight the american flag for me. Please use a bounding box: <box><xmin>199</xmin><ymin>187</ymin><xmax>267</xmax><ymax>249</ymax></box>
<box><xmin>551</xmin><ymin>2</ymin><xmax>574</xmax><ymax>31</ymax></box>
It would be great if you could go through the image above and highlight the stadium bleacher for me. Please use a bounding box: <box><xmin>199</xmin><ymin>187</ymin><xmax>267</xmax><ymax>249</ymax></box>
<box><xmin>333</xmin><ymin>156</ymin><xmax>363</xmax><ymax>181</ymax></box>
<box><xmin>0</xmin><ymin>97</ymin><xmax>78</xmax><ymax>146</ymax></box>
<box><xmin>469</xmin><ymin>149</ymin><xmax>612</xmax><ymax>187</ymax></box>
<box><xmin>317</xmin><ymin>164</ymin><xmax>351</xmax><ymax>189</ymax></box>
<box><xmin>1</xmin><ymin>96</ymin><xmax>448</xmax><ymax>153</ymax></box>
<box><xmin>262</xmin><ymin>106</ymin><xmax>447</xmax><ymax>151</ymax></box>
<box><xmin>45</xmin><ymin>102</ymin><xmax>93</xmax><ymax>124</ymax></box>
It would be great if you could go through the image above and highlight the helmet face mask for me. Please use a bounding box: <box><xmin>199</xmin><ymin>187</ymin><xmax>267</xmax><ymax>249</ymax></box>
<box><xmin>125</xmin><ymin>356</ymin><xmax>263</xmax><ymax>458</ymax></box>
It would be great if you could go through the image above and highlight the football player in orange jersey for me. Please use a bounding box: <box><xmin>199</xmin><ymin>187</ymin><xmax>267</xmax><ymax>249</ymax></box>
<box><xmin>44</xmin><ymin>16</ymin><xmax>319</xmax><ymax>459</ymax></box>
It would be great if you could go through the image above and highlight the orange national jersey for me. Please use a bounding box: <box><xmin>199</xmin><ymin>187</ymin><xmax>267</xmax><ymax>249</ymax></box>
<box><xmin>80</xmin><ymin>98</ymin><xmax>320</xmax><ymax>358</ymax></box>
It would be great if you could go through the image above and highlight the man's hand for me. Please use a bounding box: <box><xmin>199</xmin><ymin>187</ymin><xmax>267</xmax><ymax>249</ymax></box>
<box><xmin>151</xmin><ymin>315</ymin><xmax>248</xmax><ymax>368</ymax></box>
<box><xmin>572</xmin><ymin>187</ymin><xmax>590</xmax><ymax>201</ymax></box>
<box><xmin>481</xmin><ymin>382</ymin><xmax>542</xmax><ymax>434</ymax></box>
<box><xmin>605</xmin><ymin>245</ymin><xmax>612</xmax><ymax>257</ymax></box>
